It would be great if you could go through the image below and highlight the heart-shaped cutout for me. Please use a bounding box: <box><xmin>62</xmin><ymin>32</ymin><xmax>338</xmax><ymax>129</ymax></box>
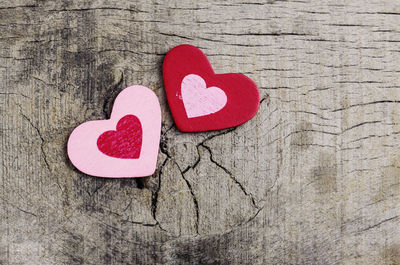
<box><xmin>163</xmin><ymin>44</ymin><xmax>260</xmax><ymax>132</ymax></box>
<box><xmin>97</xmin><ymin>114</ymin><xmax>143</xmax><ymax>159</ymax></box>
<box><xmin>67</xmin><ymin>85</ymin><xmax>161</xmax><ymax>178</ymax></box>
<box><xmin>182</xmin><ymin>74</ymin><xmax>227</xmax><ymax>118</ymax></box>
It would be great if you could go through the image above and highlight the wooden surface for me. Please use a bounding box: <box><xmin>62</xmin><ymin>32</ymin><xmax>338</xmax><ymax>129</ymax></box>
<box><xmin>1</xmin><ymin>0</ymin><xmax>399</xmax><ymax>264</ymax></box>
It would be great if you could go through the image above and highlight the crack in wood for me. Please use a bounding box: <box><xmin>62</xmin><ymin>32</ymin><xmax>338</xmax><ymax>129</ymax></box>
<box><xmin>199</xmin><ymin>144</ymin><xmax>259</xmax><ymax>209</ymax></box>
<box><xmin>175</xmin><ymin>161</ymin><xmax>200</xmax><ymax>235</ymax></box>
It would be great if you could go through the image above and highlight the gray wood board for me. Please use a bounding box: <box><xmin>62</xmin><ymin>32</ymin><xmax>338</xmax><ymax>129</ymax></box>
<box><xmin>0</xmin><ymin>0</ymin><xmax>399</xmax><ymax>264</ymax></box>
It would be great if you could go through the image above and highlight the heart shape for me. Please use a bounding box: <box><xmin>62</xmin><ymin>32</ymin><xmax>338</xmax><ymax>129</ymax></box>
<box><xmin>97</xmin><ymin>114</ymin><xmax>143</xmax><ymax>159</ymax></box>
<box><xmin>67</xmin><ymin>85</ymin><xmax>161</xmax><ymax>178</ymax></box>
<box><xmin>181</xmin><ymin>74</ymin><xmax>227</xmax><ymax>118</ymax></box>
<box><xmin>163</xmin><ymin>44</ymin><xmax>260</xmax><ymax>132</ymax></box>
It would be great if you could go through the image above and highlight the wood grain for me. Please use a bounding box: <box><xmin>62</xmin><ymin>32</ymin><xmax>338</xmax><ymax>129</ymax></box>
<box><xmin>0</xmin><ymin>0</ymin><xmax>399</xmax><ymax>264</ymax></box>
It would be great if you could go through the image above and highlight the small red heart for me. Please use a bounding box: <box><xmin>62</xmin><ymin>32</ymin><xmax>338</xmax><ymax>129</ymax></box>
<box><xmin>163</xmin><ymin>44</ymin><xmax>260</xmax><ymax>132</ymax></box>
<box><xmin>97</xmin><ymin>115</ymin><xmax>142</xmax><ymax>159</ymax></box>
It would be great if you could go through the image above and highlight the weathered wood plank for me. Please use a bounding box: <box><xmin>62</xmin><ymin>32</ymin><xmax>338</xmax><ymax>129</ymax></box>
<box><xmin>1</xmin><ymin>0</ymin><xmax>399</xmax><ymax>264</ymax></box>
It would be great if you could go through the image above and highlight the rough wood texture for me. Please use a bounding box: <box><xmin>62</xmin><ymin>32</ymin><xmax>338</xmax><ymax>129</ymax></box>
<box><xmin>1</xmin><ymin>0</ymin><xmax>399</xmax><ymax>264</ymax></box>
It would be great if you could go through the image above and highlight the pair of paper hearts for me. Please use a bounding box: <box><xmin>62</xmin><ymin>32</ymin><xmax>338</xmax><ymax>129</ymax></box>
<box><xmin>68</xmin><ymin>45</ymin><xmax>260</xmax><ymax>178</ymax></box>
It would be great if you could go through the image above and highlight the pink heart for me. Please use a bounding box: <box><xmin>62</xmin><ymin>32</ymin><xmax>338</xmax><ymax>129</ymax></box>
<box><xmin>67</xmin><ymin>85</ymin><xmax>161</xmax><ymax>178</ymax></box>
<box><xmin>181</xmin><ymin>74</ymin><xmax>227</xmax><ymax>118</ymax></box>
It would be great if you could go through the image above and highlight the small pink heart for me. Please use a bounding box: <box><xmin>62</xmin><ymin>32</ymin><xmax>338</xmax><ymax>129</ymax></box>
<box><xmin>67</xmin><ymin>85</ymin><xmax>161</xmax><ymax>178</ymax></box>
<box><xmin>181</xmin><ymin>74</ymin><xmax>227</xmax><ymax>118</ymax></box>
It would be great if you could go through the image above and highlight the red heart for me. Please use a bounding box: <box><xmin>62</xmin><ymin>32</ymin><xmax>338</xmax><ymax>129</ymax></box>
<box><xmin>163</xmin><ymin>44</ymin><xmax>260</xmax><ymax>132</ymax></box>
<box><xmin>97</xmin><ymin>115</ymin><xmax>142</xmax><ymax>159</ymax></box>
